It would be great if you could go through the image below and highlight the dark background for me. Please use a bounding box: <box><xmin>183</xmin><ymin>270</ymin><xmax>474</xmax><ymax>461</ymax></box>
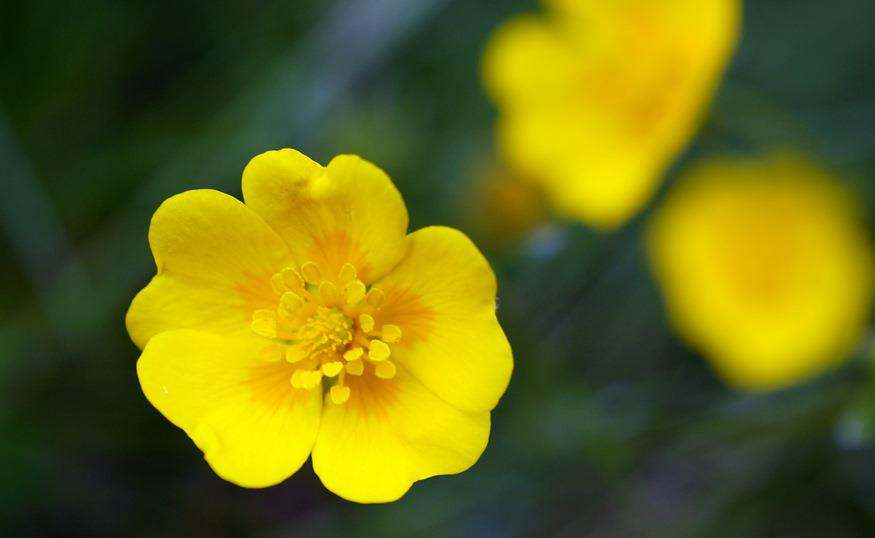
<box><xmin>2</xmin><ymin>0</ymin><xmax>875</xmax><ymax>536</ymax></box>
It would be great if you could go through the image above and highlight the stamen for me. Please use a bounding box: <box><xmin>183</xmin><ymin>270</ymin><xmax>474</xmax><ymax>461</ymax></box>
<box><xmin>291</xmin><ymin>369</ymin><xmax>323</xmax><ymax>389</ymax></box>
<box><xmin>255</xmin><ymin>262</ymin><xmax>401</xmax><ymax>404</ymax></box>
<box><xmin>345</xmin><ymin>360</ymin><xmax>364</xmax><ymax>376</ymax></box>
<box><xmin>319</xmin><ymin>281</ymin><xmax>338</xmax><ymax>304</ymax></box>
<box><xmin>301</xmin><ymin>262</ymin><xmax>321</xmax><ymax>284</ymax></box>
<box><xmin>281</xmin><ymin>267</ymin><xmax>305</xmax><ymax>290</ymax></box>
<box><xmin>368</xmin><ymin>339</ymin><xmax>391</xmax><ymax>361</ymax></box>
<box><xmin>253</xmin><ymin>309</ymin><xmax>276</xmax><ymax>321</ymax></box>
<box><xmin>280</xmin><ymin>291</ymin><xmax>305</xmax><ymax>314</ymax></box>
<box><xmin>344</xmin><ymin>279</ymin><xmax>367</xmax><ymax>306</ymax></box>
<box><xmin>359</xmin><ymin>314</ymin><xmax>375</xmax><ymax>333</ymax></box>
<box><xmin>270</xmin><ymin>273</ymin><xmax>287</xmax><ymax>294</ymax></box>
<box><xmin>330</xmin><ymin>384</ymin><xmax>351</xmax><ymax>404</ymax></box>
<box><xmin>251</xmin><ymin>317</ymin><xmax>278</xmax><ymax>338</ymax></box>
<box><xmin>321</xmin><ymin>361</ymin><xmax>344</xmax><ymax>377</ymax></box>
<box><xmin>366</xmin><ymin>288</ymin><xmax>385</xmax><ymax>308</ymax></box>
<box><xmin>381</xmin><ymin>324</ymin><xmax>402</xmax><ymax>343</ymax></box>
<box><xmin>375</xmin><ymin>360</ymin><xmax>397</xmax><ymax>379</ymax></box>
<box><xmin>338</xmin><ymin>263</ymin><xmax>357</xmax><ymax>284</ymax></box>
<box><xmin>286</xmin><ymin>344</ymin><xmax>309</xmax><ymax>363</ymax></box>
<box><xmin>343</xmin><ymin>347</ymin><xmax>364</xmax><ymax>361</ymax></box>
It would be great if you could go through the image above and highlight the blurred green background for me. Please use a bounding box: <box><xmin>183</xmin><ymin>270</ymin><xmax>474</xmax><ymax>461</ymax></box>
<box><xmin>2</xmin><ymin>0</ymin><xmax>875</xmax><ymax>536</ymax></box>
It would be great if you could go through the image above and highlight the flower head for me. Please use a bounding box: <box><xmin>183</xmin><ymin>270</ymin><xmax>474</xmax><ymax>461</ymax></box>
<box><xmin>127</xmin><ymin>149</ymin><xmax>513</xmax><ymax>502</ymax></box>
<box><xmin>482</xmin><ymin>0</ymin><xmax>740</xmax><ymax>229</ymax></box>
<box><xmin>646</xmin><ymin>155</ymin><xmax>874</xmax><ymax>391</ymax></box>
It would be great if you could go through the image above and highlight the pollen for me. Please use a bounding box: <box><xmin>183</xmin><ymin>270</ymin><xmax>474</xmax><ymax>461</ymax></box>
<box><xmin>253</xmin><ymin>262</ymin><xmax>405</xmax><ymax>404</ymax></box>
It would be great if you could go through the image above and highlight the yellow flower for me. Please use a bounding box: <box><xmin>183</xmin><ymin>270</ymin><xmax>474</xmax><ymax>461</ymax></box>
<box><xmin>482</xmin><ymin>0</ymin><xmax>740</xmax><ymax>229</ymax></box>
<box><xmin>646</xmin><ymin>155</ymin><xmax>874</xmax><ymax>391</ymax></box>
<box><xmin>126</xmin><ymin>149</ymin><xmax>513</xmax><ymax>502</ymax></box>
<box><xmin>466</xmin><ymin>164</ymin><xmax>548</xmax><ymax>248</ymax></box>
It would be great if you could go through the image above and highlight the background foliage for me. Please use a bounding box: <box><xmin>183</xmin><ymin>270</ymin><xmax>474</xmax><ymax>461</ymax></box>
<box><xmin>2</xmin><ymin>0</ymin><xmax>875</xmax><ymax>536</ymax></box>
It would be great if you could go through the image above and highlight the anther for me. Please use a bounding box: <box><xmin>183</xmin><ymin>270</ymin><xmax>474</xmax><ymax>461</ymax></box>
<box><xmin>251</xmin><ymin>317</ymin><xmax>278</xmax><ymax>338</ymax></box>
<box><xmin>345</xmin><ymin>360</ymin><xmax>364</xmax><ymax>376</ymax></box>
<box><xmin>344</xmin><ymin>280</ymin><xmax>367</xmax><ymax>306</ymax></box>
<box><xmin>381</xmin><ymin>324</ymin><xmax>402</xmax><ymax>343</ymax></box>
<box><xmin>270</xmin><ymin>273</ymin><xmax>287</xmax><ymax>294</ymax></box>
<box><xmin>338</xmin><ymin>263</ymin><xmax>357</xmax><ymax>284</ymax></box>
<box><xmin>359</xmin><ymin>314</ymin><xmax>375</xmax><ymax>334</ymax></box>
<box><xmin>319</xmin><ymin>281</ymin><xmax>339</xmax><ymax>305</ymax></box>
<box><xmin>253</xmin><ymin>309</ymin><xmax>276</xmax><ymax>321</ymax></box>
<box><xmin>368</xmin><ymin>339</ymin><xmax>391</xmax><ymax>361</ymax></box>
<box><xmin>330</xmin><ymin>384</ymin><xmax>351</xmax><ymax>404</ymax></box>
<box><xmin>375</xmin><ymin>360</ymin><xmax>397</xmax><ymax>379</ymax></box>
<box><xmin>281</xmin><ymin>267</ymin><xmax>305</xmax><ymax>289</ymax></box>
<box><xmin>321</xmin><ymin>361</ymin><xmax>344</xmax><ymax>377</ymax></box>
<box><xmin>301</xmin><ymin>262</ymin><xmax>322</xmax><ymax>284</ymax></box>
<box><xmin>280</xmin><ymin>291</ymin><xmax>305</xmax><ymax>313</ymax></box>
<box><xmin>285</xmin><ymin>344</ymin><xmax>309</xmax><ymax>363</ymax></box>
<box><xmin>343</xmin><ymin>347</ymin><xmax>364</xmax><ymax>361</ymax></box>
<box><xmin>291</xmin><ymin>369</ymin><xmax>323</xmax><ymax>389</ymax></box>
<box><xmin>366</xmin><ymin>288</ymin><xmax>385</xmax><ymax>308</ymax></box>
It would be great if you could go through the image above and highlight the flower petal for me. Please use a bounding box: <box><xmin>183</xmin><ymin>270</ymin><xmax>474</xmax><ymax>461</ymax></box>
<box><xmin>241</xmin><ymin>149</ymin><xmax>409</xmax><ymax>284</ymax></box>
<box><xmin>482</xmin><ymin>15</ymin><xmax>580</xmax><ymax>110</ymax></box>
<box><xmin>497</xmin><ymin>111</ymin><xmax>663</xmax><ymax>229</ymax></box>
<box><xmin>126</xmin><ymin>189</ymin><xmax>293</xmax><ymax>349</ymax></box>
<box><xmin>137</xmin><ymin>330</ymin><xmax>322</xmax><ymax>488</ymax></box>
<box><xmin>311</xmin><ymin>368</ymin><xmax>489</xmax><ymax>503</ymax></box>
<box><xmin>373</xmin><ymin>226</ymin><xmax>513</xmax><ymax>413</ymax></box>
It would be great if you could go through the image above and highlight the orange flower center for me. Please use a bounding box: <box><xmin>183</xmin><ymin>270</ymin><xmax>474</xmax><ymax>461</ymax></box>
<box><xmin>250</xmin><ymin>261</ymin><xmax>402</xmax><ymax>404</ymax></box>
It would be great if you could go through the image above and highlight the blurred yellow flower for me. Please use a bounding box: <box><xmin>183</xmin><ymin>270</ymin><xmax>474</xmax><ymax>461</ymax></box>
<box><xmin>647</xmin><ymin>155</ymin><xmax>874</xmax><ymax>391</ymax></box>
<box><xmin>482</xmin><ymin>0</ymin><xmax>740</xmax><ymax>229</ymax></box>
<box><xmin>466</xmin><ymin>164</ymin><xmax>549</xmax><ymax>247</ymax></box>
<box><xmin>126</xmin><ymin>149</ymin><xmax>512</xmax><ymax>502</ymax></box>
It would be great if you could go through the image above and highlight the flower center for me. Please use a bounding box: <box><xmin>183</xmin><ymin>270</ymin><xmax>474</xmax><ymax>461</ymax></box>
<box><xmin>250</xmin><ymin>261</ymin><xmax>402</xmax><ymax>404</ymax></box>
<box><xmin>295</xmin><ymin>306</ymin><xmax>354</xmax><ymax>358</ymax></box>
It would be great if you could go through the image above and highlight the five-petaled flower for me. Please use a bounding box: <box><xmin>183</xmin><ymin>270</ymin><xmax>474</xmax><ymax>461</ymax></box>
<box><xmin>647</xmin><ymin>155</ymin><xmax>874</xmax><ymax>391</ymax></box>
<box><xmin>127</xmin><ymin>149</ymin><xmax>513</xmax><ymax>502</ymax></box>
<box><xmin>482</xmin><ymin>0</ymin><xmax>740</xmax><ymax>229</ymax></box>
